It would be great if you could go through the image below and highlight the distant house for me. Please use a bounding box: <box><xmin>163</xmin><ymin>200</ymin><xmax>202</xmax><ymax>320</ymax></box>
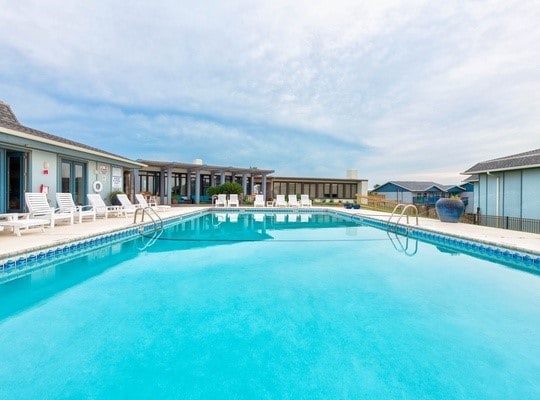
<box><xmin>371</xmin><ymin>181</ymin><xmax>473</xmax><ymax>211</ymax></box>
<box><xmin>462</xmin><ymin>149</ymin><xmax>540</xmax><ymax>220</ymax></box>
<box><xmin>0</xmin><ymin>101</ymin><xmax>145</xmax><ymax>213</ymax></box>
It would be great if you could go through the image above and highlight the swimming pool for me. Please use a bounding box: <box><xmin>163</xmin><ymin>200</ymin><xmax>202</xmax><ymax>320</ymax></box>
<box><xmin>1</xmin><ymin>211</ymin><xmax>539</xmax><ymax>399</ymax></box>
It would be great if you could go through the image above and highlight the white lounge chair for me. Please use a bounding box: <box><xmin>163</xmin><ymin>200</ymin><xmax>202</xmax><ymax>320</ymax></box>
<box><xmin>115</xmin><ymin>194</ymin><xmax>138</xmax><ymax>217</ymax></box>
<box><xmin>215</xmin><ymin>194</ymin><xmax>227</xmax><ymax>207</ymax></box>
<box><xmin>87</xmin><ymin>194</ymin><xmax>122</xmax><ymax>219</ymax></box>
<box><xmin>228</xmin><ymin>194</ymin><xmax>240</xmax><ymax>207</ymax></box>
<box><xmin>300</xmin><ymin>194</ymin><xmax>312</xmax><ymax>207</ymax></box>
<box><xmin>135</xmin><ymin>194</ymin><xmax>171</xmax><ymax>211</ymax></box>
<box><xmin>275</xmin><ymin>195</ymin><xmax>287</xmax><ymax>207</ymax></box>
<box><xmin>254</xmin><ymin>195</ymin><xmax>265</xmax><ymax>207</ymax></box>
<box><xmin>56</xmin><ymin>193</ymin><xmax>96</xmax><ymax>223</ymax></box>
<box><xmin>25</xmin><ymin>192</ymin><xmax>74</xmax><ymax>227</ymax></box>
<box><xmin>288</xmin><ymin>195</ymin><xmax>299</xmax><ymax>208</ymax></box>
<box><xmin>0</xmin><ymin>213</ymin><xmax>49</xmax><ymax>236</ymax></box>
<box><xmin>136</xmin><ymin>194</ymin><xmax>154</xmax><ymax>208</ymax></box>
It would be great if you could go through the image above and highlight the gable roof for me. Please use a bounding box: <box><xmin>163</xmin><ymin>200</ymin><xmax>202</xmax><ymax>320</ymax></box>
<box><xmin>463</xmin><ymin>174</ymin><xmax>479</xmax><ymax>182</ymax></box>
<box><xmin>462</xmin><ymin>148</ymin><xmax>540</xmax><ymax>174</ymax></box>
<box><xmin>0</xmin><ymin>100</ymin><xmax>145</xmax><ymax>167</ymax></box>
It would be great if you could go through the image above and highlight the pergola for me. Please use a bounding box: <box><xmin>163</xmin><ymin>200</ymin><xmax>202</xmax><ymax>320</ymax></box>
<box><xmin>135</xmin><ymin>160</ymin><xmax>274</xmax><ymax>205</ymax></box>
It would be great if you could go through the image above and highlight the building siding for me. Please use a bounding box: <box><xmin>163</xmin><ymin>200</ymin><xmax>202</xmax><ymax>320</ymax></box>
<box><xmin>522</xmin><ymin>168</ymin><xmax>540</xmax><ymax>219</ymax></box>
<box><xmin>502</xmin><ymin>170</ymin><xmax>522</xmax><ymax>218</ymax></box>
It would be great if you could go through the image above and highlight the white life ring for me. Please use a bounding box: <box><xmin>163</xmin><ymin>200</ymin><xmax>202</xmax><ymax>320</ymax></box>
<box><xmin>92</xmin><ymin>180</ymin><xmax>103</xmax><ymax>193</ymax></box>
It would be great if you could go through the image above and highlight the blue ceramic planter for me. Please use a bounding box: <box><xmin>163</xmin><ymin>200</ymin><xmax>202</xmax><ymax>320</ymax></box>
<box><xmin>435</xmin><ymin>198</ymin><xmax>465</xmax><ymax>223</ymax></box>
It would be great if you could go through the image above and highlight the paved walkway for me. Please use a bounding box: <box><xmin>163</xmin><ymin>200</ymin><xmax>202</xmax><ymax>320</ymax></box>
<box><xmin>1</xmin><ymin>206</ymin><xmax>539</xmax><ymax>261</ymax></box>
<box><xmin>347</xmin><ymin>208</ymin><xmax>540</xmax><ymax>255</ymax></box>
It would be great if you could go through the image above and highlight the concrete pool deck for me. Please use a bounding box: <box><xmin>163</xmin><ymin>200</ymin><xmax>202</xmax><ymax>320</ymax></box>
<box><xmin>1</xmin><ymin>206</ymin><xmax>539</xmax><ymax>261</ymax></box>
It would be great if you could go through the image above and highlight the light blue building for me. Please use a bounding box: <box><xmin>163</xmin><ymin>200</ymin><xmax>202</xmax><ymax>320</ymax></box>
<box><xmin>0</xmin><ymin>101</ymin><xmax>145</xmax><ymax>213</ymax></box>
<box><xmin>462</xmin><ymin>149</ymin><xmax>540</xmax><ymax>220</ymax></box>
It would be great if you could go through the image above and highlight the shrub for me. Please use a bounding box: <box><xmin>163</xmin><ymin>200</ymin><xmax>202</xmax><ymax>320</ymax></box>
<box><xmin>207</xmin><ymin>182</ymin><xmax>243</xmax><ymax>196</ymax></box>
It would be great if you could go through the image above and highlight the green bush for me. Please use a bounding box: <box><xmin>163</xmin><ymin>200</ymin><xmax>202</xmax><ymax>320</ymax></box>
<box><xmin>207</xmin><ymin>182</ymin><xmax>243</xmax><ymax>196</ymax></box>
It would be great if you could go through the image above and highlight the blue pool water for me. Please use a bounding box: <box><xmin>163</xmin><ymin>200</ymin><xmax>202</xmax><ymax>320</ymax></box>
<box><xmin>1</xmin><ymin>212</ymin><xmax>539</xmax><ymax>399</ymax></box>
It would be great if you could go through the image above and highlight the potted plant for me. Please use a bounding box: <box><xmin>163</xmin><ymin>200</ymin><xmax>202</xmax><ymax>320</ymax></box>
<box><xmin>435</xmin><ymin>195</ymin><xmax>465</xmax><ymax>223</ymax></box>
<box><xmin>108</xmin><ymin>190</ymin><xmax>124</xmax><ymax>206</ymax></box>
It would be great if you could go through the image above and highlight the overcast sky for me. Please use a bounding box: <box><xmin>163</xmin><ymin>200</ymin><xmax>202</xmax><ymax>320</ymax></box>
<box><xmin>1</xmin><ymin>0</ymin><xmax>539</xmax><ymax>186</ymax></box>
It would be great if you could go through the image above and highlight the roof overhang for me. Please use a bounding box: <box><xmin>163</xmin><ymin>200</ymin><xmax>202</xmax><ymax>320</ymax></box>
<box><xmin>2</xmin><ymin>125</ymin><xmax>146</xmax><ymax>168</ymax></box>
<box><xmin>461</xmin><ymin>164</ymin><xmax>540</xmax><ymax>174</ymax></box>
<box><xmin>138</xmin><ymin>160</ymin><xmax>274</xmax><ymax>175</ymax></box>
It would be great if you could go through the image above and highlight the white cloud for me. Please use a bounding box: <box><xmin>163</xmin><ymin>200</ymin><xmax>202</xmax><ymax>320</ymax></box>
<box><xmin>0</xmin><ymin>0</ymin><xmax>539</xmax><ymax>186</ymax></box>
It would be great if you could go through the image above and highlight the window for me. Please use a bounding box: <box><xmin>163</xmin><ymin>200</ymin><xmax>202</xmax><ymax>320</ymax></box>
<box><xmin>61</xmin><ymin>159</ymin><xmax>86</xmax><ymax>205</ymax></box>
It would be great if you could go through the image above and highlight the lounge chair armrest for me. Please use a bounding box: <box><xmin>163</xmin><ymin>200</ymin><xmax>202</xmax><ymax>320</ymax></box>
<box><xmin>53</xmin><ymin>207</ymin><xmax>73</xmax><ymax>215</ymax></box>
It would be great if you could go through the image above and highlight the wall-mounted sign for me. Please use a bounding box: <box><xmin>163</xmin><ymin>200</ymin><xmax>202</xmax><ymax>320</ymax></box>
<box><xmin>112</xmin><ymin>167</ymin><xmax>122</xmax><ymax>190</ymax></box>
<box><xmin>99</xmin><ymin>164</ymin><xmax>109</xmax><ymax>175</ymax></box>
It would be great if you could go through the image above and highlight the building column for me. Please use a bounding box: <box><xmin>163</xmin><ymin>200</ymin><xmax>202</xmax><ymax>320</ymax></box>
<box><xmin>186</xmin><ymin>171</ymin><xmax>192</xmax><ymax>199</ymax></box>
<box><xmin>133</xmin><ymin>169</ymin><xmax>140</xmax><ymax>195</ymax></box>
<box><xmin>250</xmin><ymin>174</ymin><xmax>255</xmax><ymax>194</ymax></box>
<box><xmin>194</xmin><ymin>169</ymin><xmax>201</xmax><ymax>204</ymax></box>
<box><xmin>220</xmin><ymin>171</ymin><xmax>226</xmax><ymax>184</ymax></box>
<box><xmin>262</xmin><ymin>174</ymin><xmax>267</xmax><ymax>200</ymax></box>
<box><xmin>165</xmin><ymin>166</ymin><xmax>172</xmax><ymax>205</ymax></box>
<box><xmin>242</xmin><ymin>174</ymin><xmax>248</xmax><ymax>195</ymax></box>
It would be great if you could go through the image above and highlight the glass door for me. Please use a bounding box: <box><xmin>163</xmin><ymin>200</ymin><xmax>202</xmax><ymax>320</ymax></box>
<box><xmin>6</xmin><ymin>151</ymin><xmax>26</xmax><ymax>212</ymax></box>
<box><xmin>61</xmin><ymin>160</ymin><xmax>86</xmax><ymax>205</ymax></box>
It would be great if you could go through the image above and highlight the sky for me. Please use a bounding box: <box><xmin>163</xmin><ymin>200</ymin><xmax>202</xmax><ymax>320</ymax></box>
<box><xmin>1</xmin><ymin>0</ymin><xmax>539</xmax><ymax>187</ymax></box>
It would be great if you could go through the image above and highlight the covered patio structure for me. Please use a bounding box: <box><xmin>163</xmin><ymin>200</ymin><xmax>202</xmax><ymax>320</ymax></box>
<box><xmin>134</xmin><ymin>160</ymin><xmax>274</xmax><ymax>205</ymax></box>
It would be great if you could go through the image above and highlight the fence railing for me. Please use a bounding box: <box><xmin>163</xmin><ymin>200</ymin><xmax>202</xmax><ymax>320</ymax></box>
<box><xmin>477</xmin><ymin>214</ymin><xmax>540</xmax><ymax>234</ymax></box>
<box><xmin>356</xmin><ymin>195</ymin><xmax>540</xmax><ymax>234</ymax></box>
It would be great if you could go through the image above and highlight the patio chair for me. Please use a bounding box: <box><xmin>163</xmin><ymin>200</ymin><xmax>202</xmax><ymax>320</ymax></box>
<box><xmin>215</xmin><ymin>194</ymin><xmax>227</xmax><ymax>207</ymax></box>
<box><xmin>288</xmin><ymin>195</ymin><xmax>299</xmax><ymax>208</ymax></box>
<box><xmin>228</xmin><ymin>194</ymin><xmax>240</xmax><ymax>207</ymax></box>
<box><xmin>135</xmin><ymin>193</ymin><xmax>171</xmax><ymax>211</ymax></box>
<box><xmin>253</xmin><ymin>195</ymin><xmax>265</xmax><ymax>207</ymax></box>
<box><xmin>87</xmin><ymin>194</ymin><xmax>122</xmax><ymax>219</ymax></box>
<box><xmin>24</xmin><ymin>192</ymin><xmax>74</xmax><ymax>227</ymax></box>
<box><xmin>135</xmin><ymin>194</ymin><xmax>156</xmax><ymax>208</ymax></box>
<box><xmin>115</xmin><ymin>194</ymin><xmax>138</xmax><ymax>217</ymax></box>
<box><xmin>300</xmin><ymin>194</ymin><xmax>312</xmax><ymax>207</ymax></box>
<box><xmin>56</xmin><ymin>193</ymin><xmax>96</xmax><ymax>223</ymax></box>
<box><xmin>275</xmin><ymin>194</ymin><xmax>287</xmax><ymax>207</ymax></box>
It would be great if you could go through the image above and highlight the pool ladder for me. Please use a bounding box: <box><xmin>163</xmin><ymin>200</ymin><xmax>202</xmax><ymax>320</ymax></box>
<box><xmin>134</xmin><ymin>206</ymin><xmax>164</xmax><ymax>233</ymax></box>
<box><xmin>134</xmin><ymin>207</ymin><xmax>164</xmax><ymax>250</ymax></box>
<box><xmin>387</xmin><ymin>204</ymin><xmax>419</xmax><ymax>231</ymax></box>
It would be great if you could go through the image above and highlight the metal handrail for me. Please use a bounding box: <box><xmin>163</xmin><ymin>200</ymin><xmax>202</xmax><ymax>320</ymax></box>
<box><xmin>387</xmin><ymin>204</ymin><xmax>419</xmax><ymax>230</ymax></box>
<box><xmin>133</xmin><ymin>206</ymin><xmax>164</xmax><ymax>232</ymax></box>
